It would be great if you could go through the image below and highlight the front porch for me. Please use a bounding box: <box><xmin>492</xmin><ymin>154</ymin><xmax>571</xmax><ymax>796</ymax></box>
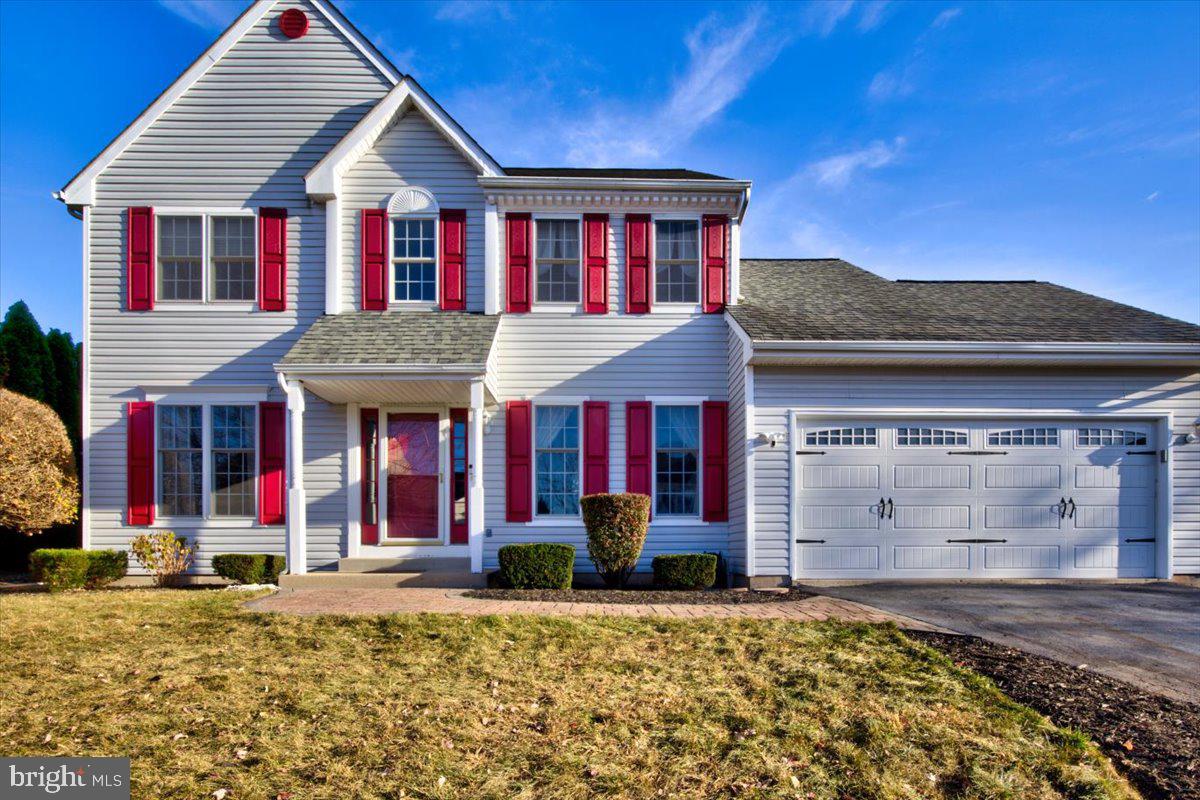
<box><xmin>274</xmin><ymin>311</ymin><xmax>500</xmax><ymax>577</ymax></box>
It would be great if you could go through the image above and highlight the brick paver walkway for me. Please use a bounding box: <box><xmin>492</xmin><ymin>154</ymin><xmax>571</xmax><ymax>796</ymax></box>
<box><xmin>246</xmin><ymin>587</ymin><xmax>939</xmax><ymax>629</ymax></box>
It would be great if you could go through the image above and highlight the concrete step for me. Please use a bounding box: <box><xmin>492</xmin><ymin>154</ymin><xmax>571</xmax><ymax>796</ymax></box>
<box><xmin>279</xmin><ymin>570</ymin><xmax>485</xmax><ymax>589</ymax></box>
<box><xmin>337</xmin><ymin>556</ymin><xmax>471</xmax><ymax>574</ymax></box>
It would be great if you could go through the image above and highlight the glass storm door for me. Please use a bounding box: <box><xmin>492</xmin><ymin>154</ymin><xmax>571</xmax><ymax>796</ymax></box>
<box><xmin>385</xmin><ymin>413</ymin><xmax>440</xmax><ymax>539</ymax></box>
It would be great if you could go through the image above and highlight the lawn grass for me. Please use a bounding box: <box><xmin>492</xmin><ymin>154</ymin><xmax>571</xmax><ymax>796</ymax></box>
<box><xmin>0</xmin><ymin>590</ymin><xmax>1134</xmax><ymax>800</ymax></box>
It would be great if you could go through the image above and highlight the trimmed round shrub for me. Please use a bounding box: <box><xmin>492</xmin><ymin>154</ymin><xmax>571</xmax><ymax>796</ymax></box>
<box><xmin>581</xmin><ymin>493</ymin><xmax>650</xmax><ymax>588</ymax></box>
<box><xmin>85</xmin><ymin>550</ymin><xmax>128</xmax><ymax>588</ymax></box>
<box><xmin>653</xmin><ymin>553</ymin><xmax>718</xmax><ymax>590</ymax></box>
<box><xmin>497</xmin><ymin>543</ymin><xmax>574</xmax><ymax>589</ymax></box>
<box><xmin>212</xmin><ymin>553</ymin><xmax>286</xmax><ymax>585</ymax></box>
<box><xmin>29</xmin><ymin>549</ymin><xmax>89</xmax><ymax>592</ymax></box>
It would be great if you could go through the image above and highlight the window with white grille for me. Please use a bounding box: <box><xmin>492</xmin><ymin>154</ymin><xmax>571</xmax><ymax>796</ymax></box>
<box><xmin>654</xmin><ymin>219</ymin><xmax>699</xmax><ymax>303</ymax></box>
<box><xmin>987</xmin><ymin>427</ymin><xmax>1059</xmax><ymax>446</ymax></box>
<box><xmin>535</xmin><ymin>218</ymin><xmax>581</xmax><ymax>303</ymax></box>
<box><xmin>895</xmin><ymin>427</ymin><xmax>968</xmax><ymax>446</ymax></box>
<box><xmin>805</xmin><ymin>427</ymin><xmax>877</xmax><ymax>446</ymax></box>
<box><xmin>1077</xmin><ymin>428</ymin><xmax>1147</xmax><ymax>446</ymax></box>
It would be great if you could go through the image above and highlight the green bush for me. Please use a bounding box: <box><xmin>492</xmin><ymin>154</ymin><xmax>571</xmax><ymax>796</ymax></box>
<box><xmin>652</xmin><ymin>553</ymin><xmax>718</xmax><ymax>590</ymax></box>
<box><xmin>581</xmin><ymin>493</ymin><xmax>650</xmax><ymax>587</ymax></box>
<box><xmin>84</xmin><ymin>550</ymin><xmax>128</xmax><ymax>588</ymax></box>
<box><xmin>212</xmin><ymin>553</ymin><xmax>286</xmax><ymax>585</ymax></box>
<box><xmin>29</xmin><ymin>549</ymin><xmax>89</xmax><ymax>592</ymax></box>
<box><xmin>497</xmin><ymin>543</ymin><xmax>574</xmax><ymax>589</ymax></box>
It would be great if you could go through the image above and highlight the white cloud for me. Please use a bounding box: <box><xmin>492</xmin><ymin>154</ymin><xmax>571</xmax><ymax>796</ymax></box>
<box><xmin>803</xmin><ymin>0</ymin><xmax>856</xmax><ymax>37</ymax></box>
<box><xmin>1146</xmin><ymin>191</ymin><xmax>1160</xmax><ymax>202</ymax></box>
<box><xmin>856</xmin><ymin>1</ymin><xmax>893</xmax><ymax>32</ymax></box>
<box><xmin>434</xmin><ymin>1</ymin><xmax>512</xmax><ymax>23</ymax></box>
<box><xmin>808</xmin><ymin>138</ymin><xmax>906</xmax><ymax>189</ymax></box>
<box><xmin>867</xmin><ymin>6</ymin><xmax>961</xmax><ymax>101</ymax></box>
<box><xmin>157</xmin><ymin>0</ymin><xmax>241</xmax><ymax>30</ymax></box>
<box><xmin>561</xmin><ymin>6</ymin><xmax>792</xmax><ymax>165</ymax></box>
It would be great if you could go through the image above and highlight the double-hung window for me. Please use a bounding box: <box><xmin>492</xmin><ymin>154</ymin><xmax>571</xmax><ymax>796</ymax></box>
<box><xmin>535</xmin><ymin>405</ymin><xmax>580</xmax><ymax>516</ymax></box>
<box><xmin>654</xmin><ymin>405</ymin><xmax>700</xmax><ymax>516</ymax></box>
<box><xmin>157</xmin><ymin>213</ymin><xmax>256</xmax><ymax>303</ymax></box>
<box><xmin>654</xmin><ymin>219</ymin><xmax>700</xmax><ymax>304</ymax></box>
<box><xmin>391</xmin><ymin>217</ymin><xmax>437</xmax><ymax>302</ymax></box>
<box><xmin>535</xmin><ymin>218</ymin><xmax>581</xmax><ymax>303</ymax></box>
<box><xmin>157</xmin><ymin>404</ymin><xmax>257</xmax><ymax>519</ymax></box>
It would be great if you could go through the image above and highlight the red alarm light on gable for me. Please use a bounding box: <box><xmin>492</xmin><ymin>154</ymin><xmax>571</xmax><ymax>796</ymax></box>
<box><xmin>278</xmin><ymin>8</ymin><xmax>309</xmax><ymax>39</ymax></box>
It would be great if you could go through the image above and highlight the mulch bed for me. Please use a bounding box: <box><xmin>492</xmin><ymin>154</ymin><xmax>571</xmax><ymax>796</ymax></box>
<box><xmin>463</xmin><ymin>587</ymin><xmax>814</xmax><ymax>605</ymax></box>
<box><xmin>908</xmin><ymin>631</ymin><xmax>1200</xmax><ymax>800</ymax></box>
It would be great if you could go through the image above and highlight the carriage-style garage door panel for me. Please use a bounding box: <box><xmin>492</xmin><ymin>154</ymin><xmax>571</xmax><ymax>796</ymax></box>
<box><xmin>793</xmin><ymin>420</ymin><xmax>1159</xmax><ymax>579</ymax></box>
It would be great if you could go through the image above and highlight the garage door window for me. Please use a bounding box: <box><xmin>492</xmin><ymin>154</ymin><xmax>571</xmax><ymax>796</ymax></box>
<box><xmin>804</xmin><ymin>427</ymin><xmax>877</xmax><ymax>446</ymax></box>
<box><xmin>895</xmin><ymin>427</ymin><xmax>967</xmax><ymax>446</ymax></box>
<box><xmin>987</xmin><ymin>427</ymin><xmax>1059</xmax><ymax>446</ymax></box>
<box><xmin>1077</xmin><ymin>428</ymin><xmax>1147</xmax><ymax>446</ymax></box>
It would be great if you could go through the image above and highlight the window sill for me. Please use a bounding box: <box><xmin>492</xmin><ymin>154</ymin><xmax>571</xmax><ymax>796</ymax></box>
<box><xmin>649</xmin><ymin>517</ymin><xmax>708</xmax><ymax>527</ymax></box>
<box><xmin>152</xmin><ymin>302</ymin><xmax>257</xmax><ymax>312</ymax></box>
<box><xmin>651</xmin><ymin>303</ymin><xmax>705</xmax><ymax>314</ymax></box>
<box><xmin>526</xmin><ymin>517</ymin><xmax>583</xmax><ymax>527</ymax></box>
<box><xmin>387</xmin><ymin>302</ymin><xmax>439</xmax><ymax>311</ymax></box>
<box><xmin>153</xmin><ymin>517</ymin><xmax>274</xmax><ymax>529</ymax></box>
<box><xmin>529</xmin><ymin>303</ymin><xmax>584</xmax><ymax>314</ymax></box>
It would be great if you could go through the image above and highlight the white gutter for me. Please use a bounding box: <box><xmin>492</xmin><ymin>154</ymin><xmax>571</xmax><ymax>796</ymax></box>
<box><xmin>274</xmin><ymin>363</ymin><xmax>487</xmax><ymax>375</ymax></box>
<box><xmin>478</xmin><ymin>176</ymin><xmax>752</xmax><ymax>192</ymax></box>
<box><xmin>745</xmin><ymin>339</ymin><xmax>1200</xmax><ymax>367</ymax></box>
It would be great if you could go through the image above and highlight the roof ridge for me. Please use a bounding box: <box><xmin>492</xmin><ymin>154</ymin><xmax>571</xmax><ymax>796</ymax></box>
<box><xmin>895</xmin><ymin>279</ymin><xmax>1041</xmax><ymax>284</ymax></box>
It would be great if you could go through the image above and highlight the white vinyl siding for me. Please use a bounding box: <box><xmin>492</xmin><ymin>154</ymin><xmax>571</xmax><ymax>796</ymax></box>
<box><xmin>725</xmin><ymin>326</ymin><xmax>749</xmax><ymax>576</ymax></box>
<box><xmin>84</xmin><ymin>0</ymin><xmax>391</xmax><ymax>573</ymax></box>
<box><xmin>750</xmin><ymin>367</ymin><xmax>1200</xmax><ymax>577</ymax></box>
<box><xmin>340</xmin><ymin>110</ymin><xmax>486</xmax><ymax>312</ymax></box>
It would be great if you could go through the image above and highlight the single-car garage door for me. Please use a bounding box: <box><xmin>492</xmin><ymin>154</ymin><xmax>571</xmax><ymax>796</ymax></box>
<box><xmin>791</xmin><ymin>419</ymin><xmax>1161</xmax><ymax>579</ymax></box>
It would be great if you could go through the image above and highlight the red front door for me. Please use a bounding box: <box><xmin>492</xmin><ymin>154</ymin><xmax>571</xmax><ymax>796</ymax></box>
<box><xmin>386</xmin><ymin>413</ymin><xmax>439</xmax><ymax>539</ymax></box>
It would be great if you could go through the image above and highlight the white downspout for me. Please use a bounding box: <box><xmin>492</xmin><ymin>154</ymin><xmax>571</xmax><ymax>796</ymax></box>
<box><xmin>469</xmin><ymin>378</ymin><xmax>486</xmax><ymax>573</ymax></box>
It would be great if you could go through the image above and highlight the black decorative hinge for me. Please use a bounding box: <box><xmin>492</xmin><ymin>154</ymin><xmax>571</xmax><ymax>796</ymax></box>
<box><xmin>794</xmin><ymin>539</ymin><xmax>827</xmax><ymax>544</ymax></box>
<box><xmin>945</xmin><ymin>538</ymin><xmax>1008</xmax><ymax>544</ymax></box>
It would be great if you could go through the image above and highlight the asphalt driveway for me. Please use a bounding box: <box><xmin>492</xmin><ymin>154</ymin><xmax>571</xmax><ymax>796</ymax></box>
<box><xmin>801</xmin><ymin>581</ymin><xmax>1200</xmax><ymax>702</ymax></box>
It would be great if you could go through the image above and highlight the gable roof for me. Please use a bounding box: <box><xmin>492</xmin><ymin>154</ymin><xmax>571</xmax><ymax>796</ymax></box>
<box><xmin>305</xmin><ymin>75</ymin><xmax>503</xmax><ymax>199</ymax></box>
<box><xmin>279</xmin><ymin>311</ymin><xmax>499</xmax><ymax>367</ymax></box>
<box><xmin>504</xmin><ymin>167</ymin><xmax>729</xmax><ymax>180</ymax></box>
<box><xmin>55</xmin><ymin>0</ymin><xmax>401</xmax><ymax>207</ymax></box>
<box><xmin>730</xmin><ymin>258</ymin><xmax>1200</xmax><ymax>344</ymax></box>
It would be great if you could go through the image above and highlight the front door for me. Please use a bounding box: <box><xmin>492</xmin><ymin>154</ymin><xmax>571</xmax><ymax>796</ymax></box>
<box><xmin>386</xmin><ymin>413</ymin><xmax>440</xmax><ymax>539</ymax></box>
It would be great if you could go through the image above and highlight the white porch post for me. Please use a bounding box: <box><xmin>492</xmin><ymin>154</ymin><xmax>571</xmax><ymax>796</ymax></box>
<box><xmin>279</xmin><ymin>377</ymin><xmax>308</xmax><ymax>575</ymax></box>
<box><xmin>469</xmin><ymin>379</ymin><xmax>486</xmax><ymax>573</ymax></box>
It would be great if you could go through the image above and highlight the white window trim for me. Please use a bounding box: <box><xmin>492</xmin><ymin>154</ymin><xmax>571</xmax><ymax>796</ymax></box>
<box><xmin>154</xmin><ymin>401</ymin><xmax>262</xmax><ymax>526</ymax></box>
<box><xmin>532</xmin><ymin>400</ymin><xmax>585</xmax><ymax>520</ymax></box>
<box><xmin>650</xmin><ymin>399</ymin><xmax>704</xmax><ymax>522</ymax></box>
<box><xmin>532</xmin><ymin>213</ymin><xmax>584</xmax><ymax>311</ymax></box>
<box><xmin>388</xmin><ymin>213</ymin><xmax>440</xmax><ymax>307</ymax></box>
<box><xmin>154</xmin><ymin>208</ymin><xmax>257</xmax><ymax>309</ymax></box>
<box><xmin>650</xmin><ymin>214</ymin><xmax>704</xmax><ymax>312</ymax></box>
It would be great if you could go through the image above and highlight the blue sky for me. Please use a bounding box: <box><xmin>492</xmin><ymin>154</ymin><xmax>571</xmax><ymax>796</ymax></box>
<box><xmin>2</xmin><ymin>0</ymin><xmax>1198</xmax><ymax>338</ymax></box>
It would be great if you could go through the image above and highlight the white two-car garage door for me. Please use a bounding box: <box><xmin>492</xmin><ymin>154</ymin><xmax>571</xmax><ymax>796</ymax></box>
<box><xmin>791</xmin><ymin>419</ymin><xmax>1162</xmax><ymax>579</ymax></box>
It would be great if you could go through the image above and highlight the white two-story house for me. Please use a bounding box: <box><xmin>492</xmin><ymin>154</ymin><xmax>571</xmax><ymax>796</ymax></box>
<box><xmin>57</xmin><ymin>0</ymin><xmax>1200</xmax><ymax>586</ymax></box>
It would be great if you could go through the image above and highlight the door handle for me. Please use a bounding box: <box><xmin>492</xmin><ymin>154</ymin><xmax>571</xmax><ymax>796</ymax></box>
<box><xmin>886</xmin><ymin>498</ymin><xmax>894</xmax><ymax>519</ymax></box>
<box><xmin>878</xmin><ymin>497</ymin><xmax>886</xmax><ymax>518</ymax></box>
<box><xmin>1066</xmin><ymin>498</ymin><xmax>1076</xmax><ymax>519</ymax></box>
<box><xmin>1058</xmin><ymin>497</ymin><xmax>1068</xmax><ymax>519</ymax></box>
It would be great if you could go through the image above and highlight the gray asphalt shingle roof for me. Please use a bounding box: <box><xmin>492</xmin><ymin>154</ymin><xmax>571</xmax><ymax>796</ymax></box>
<box><xmin>503</xmin><ymin>167</ymin><xmax>730</xmax><ymax>180</ymax></box>
<box><xmin>280</xmin><ymin>312</ymin><xmax>499</xmax><ymax>367</ymax></box>
<box><xmin>731</xmin><ymin>259</ymin><xmax>1200</xmax><ymax>343</ymax></box>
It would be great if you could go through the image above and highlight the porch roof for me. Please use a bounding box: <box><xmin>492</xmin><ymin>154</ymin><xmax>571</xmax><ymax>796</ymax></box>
<box><xmin>279</xmin><ymin>311</ymin><xmax>499</xmax><ymax>369</ymax></box>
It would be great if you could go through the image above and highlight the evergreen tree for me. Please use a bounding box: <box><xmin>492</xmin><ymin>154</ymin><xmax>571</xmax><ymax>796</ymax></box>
<box><xmin>46</xmin><ymin>329</ymin><xmax>81</xmax><ymax>448</ymax></box>
<box><xmin>0</xmin><ymin>301</ymin><xmax>55</xmax><ymax>403</ymax></box>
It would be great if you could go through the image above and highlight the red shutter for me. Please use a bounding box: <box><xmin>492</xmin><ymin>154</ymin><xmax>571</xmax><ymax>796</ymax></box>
<box><xmin>506</xmin><ymin>213</ymin><xmax>531</xmax><ymax>313</ymax></box>
<box><xmin>625</xmin><ymin>214</ymin><xmax>651</xmax><ymax>314</ymax></box>
<box><xmin>583</xmin><ymin>401</ymin><xmax>609</xmax><ymax>495</ymax></box>
<box><xmin>361</xmin><ymin>208</ymin><xmax>387</xmax><ymax>310</ymax></box>
<box><xmin>702</xmin><ymin>214</ymin><xmax>728</xmax><ymax>313</ymax></box>
<box><xmin>127</xmin><ymin>207</ymin><xmax>154</xmax><ymax>311</ymax></box>
<box><xmin>439</xmin><ymin>209</ymin><xmax>466</xmax><ymax>311</ymax></box>
<box><xmin>126</xmin><ymin>401</ymin><xmax>155</xmax><ymax>525</ymax></box>
<box><xmin>505</xmin><ymin>400</ymin><xmax>532</xmax><ymax>521</ymax></box>
<box><xmin>449</xmin><ymin>408</ymin><xmax>469</xmax><ymax>544</ymax></box>
<box><xmin>625</xmin><ymin>401</ymin><xmax>652</xmax><ymax>512</ymax></box>
<box><xmin>702</xmin><ymin>401</ymin><xmax>729</xmax><ymax>522</ymax></box>
<box><xmin>360</xmin><ymin>408</ymin><xmax>379</xmax><ymax>545</ymax></box>
<box><xmin>258</xmin><ymin>208</ymin><xmax>287</xmax><ymax>311</ymax></box>
<box><xmin>583</xmin><ymin>214</ymin><xmax>609</xmax><ymax>314</ymax></box>
<box><xmin>258</xmin><ymin>402</ymin><xmax>286</xmax><ymax>525</ymax></box>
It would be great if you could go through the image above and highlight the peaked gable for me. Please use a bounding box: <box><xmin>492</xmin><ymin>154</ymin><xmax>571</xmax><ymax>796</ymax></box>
<box><xmin>57</xmin><ymin>0</ymin><xmax>401</xmax><ymax>206</ymax></box>
<box><xmin>306</xmin><ymin>76</ymin><xmax>503</xmax><ymax>199</ymax></box>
